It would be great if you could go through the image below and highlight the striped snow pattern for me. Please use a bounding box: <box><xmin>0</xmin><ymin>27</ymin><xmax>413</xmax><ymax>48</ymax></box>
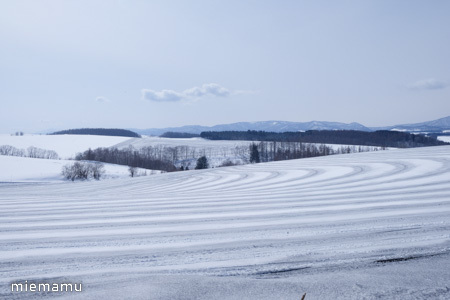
<box><xmin>1</xmin><ymin>146</ymin><xmax>450</xmax><ymax>283</ymax></box>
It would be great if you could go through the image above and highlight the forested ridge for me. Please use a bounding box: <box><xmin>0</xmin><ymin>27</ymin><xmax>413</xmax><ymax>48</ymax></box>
<box><xmin>200</xmin><ymin>130</ymin><xmax>448</xmax><ymax>148</ymax></box>
<box><xmin>50</xmin><ymin>128</ymin><xmax>141</xmax><ymax>138</ymax></box>
<box><xmin>160</xmin><ymin>132</ymin><xmax>200</xmax><ymax>138</ymax></box>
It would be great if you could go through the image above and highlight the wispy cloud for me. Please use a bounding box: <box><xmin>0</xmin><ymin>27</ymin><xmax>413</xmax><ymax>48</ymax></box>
<box><xmin>408</xmin><ymin>78</ymin><xmax>448</xmax><ymax>90</ymax></box>
<box><xmin>142</xmin><ymin>83</ymin><xmax>231</xmax><ymax>102</ymax></box>
<box><xmin>95</xmin><ymin>96</ymin><xmax>110</xmax><ymax>103</ymax></box>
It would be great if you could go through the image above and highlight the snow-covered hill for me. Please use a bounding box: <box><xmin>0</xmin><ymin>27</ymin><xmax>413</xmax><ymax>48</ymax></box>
<box><xmin>0</xmin><ymin>134</ymin><xmax>134</xmax><ymax>159</ymax></box>
<box><xmin>1</xmin><ymin>146</ymin><xmax>449</xmax><ymax>299</ymax></box>
<box><xmin>373</xmin><ymin>116</ymin><xmax>450</xmax><ymax>132</ymax></box>
<box><xmin>0</xmin><ymin>155</ymin><xmax>152</xmax><ymax>183</ymax></box>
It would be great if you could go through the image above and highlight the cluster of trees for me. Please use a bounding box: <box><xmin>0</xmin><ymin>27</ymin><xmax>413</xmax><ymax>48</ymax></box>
<box><xmin>71</xmin><ymin>135</ymin><xmax>392</xmax><ymax>176</ymax></box>
<box><xmin>73</xmin><ymin>141</ymin><xmax>381</xmax><ymax>173</ymax></box>
<box><xmin>247</xmin><ymin>141</ymin><xmax>381</xmax><ymax>163</ymax></box>
<box><xmin>62</xmin><ymin>162</ymin><xmax>105</xmax><ymax>181</ymax></box>
<box><xmin>218</xmin><ymin>159</ymin><xmax>239</xmax><ymax>167</ymax></box>
<box><xmin>128</xmin><ymin>166</ymin><xmax>155</xmax><ymax>177</ymax></box>
<box><xmin>182</xmin><ymin>141</ymin><xmax>381</xmax><ymax>170</ymax></box>
<box><xmin>50</xmin><ymin>128</ymin><xmax>141</xmax><ymax>138</ymax></box>
<box><xmin>0</xmin><ymin>145</ymin><xmax>59</xmax><ymax>159</ymax></box>
<box><xmin>75</xmin><ymin>144</ymin><xmax>240</xmax><ymax>171</ymax></box>
<box><xmin>75</xmin><ymin>146</ymin><xmax>177</xmax><ymax>172</ymax></box>
<box><xmin>160</xmin><ymin>132</ymin><xmax>200</xmax><ymax>138</ymax></box>
<box><xmin>75</xmin><ymin>146</ymin><xmax>214</xmax><ymax>173</ymax></box>
<box><xmin>201</xmin><ymin>130</ymin><xmax>448</xmax><ymax>148</ymax></box>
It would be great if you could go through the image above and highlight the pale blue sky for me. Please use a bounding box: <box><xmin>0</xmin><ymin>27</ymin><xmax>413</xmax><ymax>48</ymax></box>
<box><xmin>1</xmin><ymin>0</ymin><xmax>449</xmax><ymax>133</ymax></box>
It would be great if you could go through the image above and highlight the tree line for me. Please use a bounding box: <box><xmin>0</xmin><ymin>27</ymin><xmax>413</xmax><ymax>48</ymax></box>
<box><xmin>160</xmin><ymin>132</ymin><xmax>200</xmax><ymax>138</ymax></box>
<box><xmin>200</xmin><ymin>130</ymin><xmax>448</xmax><ymax>148</ymax></box>
<box><xmin>248</xmin><ymin>141</ymin><xmax>381</xmax><ymax>163</ymax></box>
<box><xmin>75</xmin><ymin>146</ymin><xmax>177</xmax><ymax>172</ymax></box>
<box><xmin>74</xmin><ymin>141</ymin><xmax>385</xmax><ymax>173</ymax></box>
<box><xmin>0</xmin><ymin>145</ymin><xmax>59</xmax><ymax>160</ymax></box>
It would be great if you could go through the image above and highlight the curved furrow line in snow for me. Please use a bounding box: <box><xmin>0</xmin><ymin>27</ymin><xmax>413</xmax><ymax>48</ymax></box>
<box><xmin>1</xmin><ymin>200</ymin><xmax>449</xmax><ymax>243</ymax></box>
<box><xmin>1</xmin><ymin>172</ymin><xmax>449</xmax><ymax>220</ymax></box>
<box><xmin>2</xmin><ymin>200</ymin><xmax>449</xmax><ymax>236</ymax></box>
<box><xmin>1</xmin><ymin>146</ymin><xmax>450</xmax><ymax>286</ymax></box>
<box><xmin>2</xmin><ymin>188</ymin><xmax>450</xmax><ymax>229</ymax></box>
<box><xmin>2</xmin><ymin>178</ymin><xmax>449</xmax><ymax>223</ymax></box>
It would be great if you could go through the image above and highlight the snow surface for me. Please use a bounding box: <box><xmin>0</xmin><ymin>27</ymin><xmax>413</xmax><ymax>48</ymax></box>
<box><xmin>115</xmin><ymin>136</ymin><xmax>255</xmax><ymax>150</ymax></box>
<box><xmin>1</xmin><ymin>146</ymin><xmax>450</xmax><ymax>299</ymax></box>
<box><xmin>438</xmin><ymin>136</ymin><xmax>450</xmax><ymax>143</ymax></box>
<box><xmin>0</xmin><ymin>156</ymin><xmax>155</xmax><ymax>183</ymax></box>
<box><xmin>0</xmin><ymin>134</ymin><xmax>133</xmax><ymax>159</ymax></box>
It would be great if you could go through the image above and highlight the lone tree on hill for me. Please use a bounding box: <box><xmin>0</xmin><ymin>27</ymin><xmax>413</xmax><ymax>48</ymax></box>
<box><xmin>195</xmin><ymin>156</ymin><xmax>209</xmax><ymax>169</ymax></box>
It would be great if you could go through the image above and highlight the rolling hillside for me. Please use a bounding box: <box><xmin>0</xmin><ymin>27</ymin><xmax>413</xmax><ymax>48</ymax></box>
<box><xmin>0</xmin><ymin>134</ymin><xmax>134</xmax><ymax>159</ymax></box>
<box><xmin>1</xmin><ymin>146</ymin><xmax>449</xmax><ymax>299</ymax></box>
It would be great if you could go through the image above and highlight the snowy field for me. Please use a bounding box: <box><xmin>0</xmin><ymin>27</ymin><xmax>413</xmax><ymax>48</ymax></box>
<box><xmin>115</xmin><ymin>136</ymin><xmax>253</xmax><ymax>149</ymax></box>
<box><xmin>1</xmin><ymin>146</ymin><xmax>450</xmax><ymax>299</ymax></box>
<box><xmin>0</xmin><ymin>155</ymin><xmax>152</xmax><ymax>183</ymax></box>
<box><xmin>0</xmin><ymin>134</ymin><xmax>132</xmax><ymax>159</ymax></box>
<box><xmin>438</xmin><ymin>136</ymin><xmax>450</xmax><ymax>143</ymax></box>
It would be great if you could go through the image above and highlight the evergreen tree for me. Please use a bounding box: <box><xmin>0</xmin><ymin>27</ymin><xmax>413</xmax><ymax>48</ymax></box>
<box><xmin>195</xmin><ymin>156</ymin><xmax>209</xmax><ymax>169</ymax></box>
<box><xmin>249</xmin><ymin>143</ymin><xmax>260</xmax><ymax>163</ymax></box>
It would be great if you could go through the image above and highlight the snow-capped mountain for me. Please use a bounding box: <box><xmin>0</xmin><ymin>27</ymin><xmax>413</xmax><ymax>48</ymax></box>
<box><xmin>134</xmin><ymin>116</ymin><xmax>450</xmax><ymax>136</ymax></box>
<box><xmin>135</xmin><ymin>120</ymin><xmax>371</xmax><ymax>136</ymax></box>
<box><xmin>372</xmin><ymin>116</ymin><xmax>450</xmax><ymax>132</ymax></box>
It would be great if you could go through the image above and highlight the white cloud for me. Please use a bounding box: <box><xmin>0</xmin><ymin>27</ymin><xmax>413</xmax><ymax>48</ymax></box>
<box><xmin>184</xmin><ymin>83</ymin><xmax>230</xmax><ymax>97</ymax></box>
<box><xmin>141</xmin><ymin>89</ymin><xmax>184</xmax><ymax>102</ymax></box>
<box><xmin>142</xmin><ymin>83</ymin><xmax>230</xmax><ymax>102</ymax></box>
<box><xmin>408</xmin><ymin>78</ymin><xmax>448</xmax><ymax>90</ymax></box>
<box><xmin>95</xmin><ymin>96</ymin><xmax>110</xmax><ymax>103</ymax></box>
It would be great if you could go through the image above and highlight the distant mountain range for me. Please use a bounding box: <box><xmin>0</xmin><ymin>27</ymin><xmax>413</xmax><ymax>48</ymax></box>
<box><xmin>373</xmin><ymin>116</ymin><xmax>450</xmax><ymax>132</ymax></box>
<box><xmin>133</xmin><ymin>116</ymin><xmax>450</xmax><ymax>136</ymax></box>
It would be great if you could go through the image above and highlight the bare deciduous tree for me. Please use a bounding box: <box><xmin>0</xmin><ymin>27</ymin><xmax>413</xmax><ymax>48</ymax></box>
<box><xmin>62</xmin><ymin>162</ymin><xmax>105</xmax><ymax>181</ymax></box>
<box><xmin>128</xmin><ymin>166</ymin><xmax>138</xmax><ymax>177</ymax></box>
